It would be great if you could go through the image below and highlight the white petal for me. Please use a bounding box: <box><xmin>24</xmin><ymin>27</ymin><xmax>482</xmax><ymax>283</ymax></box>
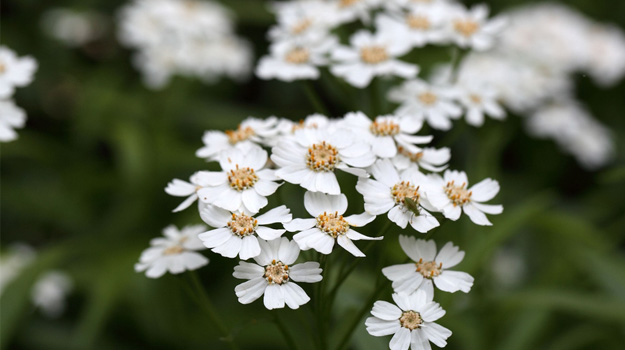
<box><xmin>199</xmin><ymin>205</ymin><xmax>231</xmax><ymax>228</ymax></box>
<box><xmin>254</xmin><ymin>180</ymin><xmax>281</xmax><ymax>196</ymax></box>
<box><xmin>308</xmin><ymin>232</ymin><xmax>336</xmax><ymax>255</ymax></box>
<box><xmin>281</xmin><ymin>282</ymin><xmax>310</xmax><ymax>309</ymax></box>
<box><xmin>346</xmin><ymin>229</ymin><xmax>383</xmax><ymax>241</ymax></box>
<box><xmin>172</xmin><ymin>194</ymin><xmax>198</xmax><ymax>212</ymax></box>
<box><xmin>337</xmin><ymin>235</ymin><xmax>365</xmax><ymax>257</ymax></box>
<box><xmin>435</xmin><ymin>242</ymin><xmax>465</xmax><ymax>269</ymax></box>
<box><xmin>469</xmin><ymin>178</ymin><xmax>499</xmax><ymax>202</ymax></box>
<box><xmin>284</xmin><ymin>218</ymin><xmax>316</xmax><ymax>232</ymax></box>
<box><xmin>277</xmin><ymin>237</ymin><xmax>300</xmax><ymax>265</ymax></box>
<box><xmin>344</xmin><ymin>213</ymin><xmax>376</xmax><ymax>227</ymax></box>
<box><xmin>263</xmin><ymin>284</ymin><xmax>285</xmax><ymax>310</ymax></box>
<box><xmin>371</xmin><ymin>301</ymin><xmax>403</xmax><ymax>321</ymax></box>
<box><xmin>382</xmin><ymin>264</ymin><xmax>417</xmax><ymax>282</ymax></box>
<box><xmin>365</xmin><ymin>317</ymin><xmax>401</xmax><ymax>337</ymax></box>
<box><xmin>472</xmin><ymin>202</ymin><xmax>503</xmax><ymax>214</ymax></box>
<box><xmin>233</xmin><ymin>261</ymin><xmax>265</xmax><ymax>279</ymax></box>
<box><xmin>422</xmin><ymin>322</ymin><xmax>452</xmax><ymax>348</ymax></box>
<box><xmin>239</xmin><ymin>236</ymin><xmax>262</xmax><ymax>260</ymax></box>
<box><xmin>315</xmin><ymin>171</ymin><xmax>341</xmax><ymax>195</ymax></box>
<box><xmin>433</xmin><ymin>271</ymin><xmax>474</xmax><ymax>293</ymax></box>
<box><xmin>398</xmin><ymin>235</ymin><xmax>437</xmax><ymax>262</ymax></box>
<box><xmin>390</xmin><ymin>327</ymin><xmax>411</xmax><ymax>350</ymax></box>
<box><xmin>388</xmin><ymin>206</ymin><xmax>409</xmax><ymax>228</ymax></box>
<box><xmin>198</xmin><ymin>228</ymin><xmax>232</xmax><ymax>249</ymax></box>
<box><xmin>463</xmin><ymin>203</ymin><xmax>493</xmax><ymax>226</ymax></box>
<box><xmin>410</xmin><ymin>328</ymin><xmax>432</xmax><ymax>350</ymax></box>
<box><xmin>242</xmin><ymin>190</ymin><xmax>268</xmax><ymax>214</ymax></box>
<box><xmin>256</xmin><ymin>205</ymin><xmax>292</xmax><ymax>225</ymax></box>
<box><xmin>255</xmin><ymin>226</ymin><xmax>285</xmax><ymax>241</ymax></box>
<box><xmin>304</xmin><ymin>191</ymin><xmax>347</xmax><ymax>216</ymax></box>
<box><xmin>212</xmin><ymin>235</ymin><xmax>243</xmax><ymax>258</ymax></box>
<box><xmin>235</xmin><ymin>277</ymin><xmax>267</xmax><ymax>304</ymax></box>
<box><xmin>289</xmin><ymin>262</ymin><xmax>322</xmax><ymax>283</ymax></box>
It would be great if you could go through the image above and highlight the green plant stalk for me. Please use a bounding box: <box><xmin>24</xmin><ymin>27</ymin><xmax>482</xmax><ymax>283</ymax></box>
<box><xmin>273</xmin><ymin>311</ymin><xmax>300</xmax><ymax>350</ymax></box>
<box><xmin>315</xmin><ymin>253</ymin><xmax>330</xmax><ymax>350</ymax></box>
<box><xmin>186</xmin><ymin>272</ymin><xmax>239</xmax><ymax>350</ymax></box>
<box><xmin>302</xmin><ymin>81</ymin><xmax>329</xmax><ymax>116</ymax></box>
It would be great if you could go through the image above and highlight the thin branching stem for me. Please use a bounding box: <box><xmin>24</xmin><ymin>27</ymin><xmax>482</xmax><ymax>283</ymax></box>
<box><xmin>273</xmin><ymin>311</ymin><xmax>300</xmax><ymax>350</ymax></box>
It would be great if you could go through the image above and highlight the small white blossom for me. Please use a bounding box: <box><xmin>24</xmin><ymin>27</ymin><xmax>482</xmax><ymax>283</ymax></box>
<box><xmin>426</xmin><ymin>170</ymin><xmax>503</xmax><ymax>225</ymax></box>
<box><xmin>344</xmin><ymin>112</ymin><xmax>432</xmax><ymax>158</ymax></box>
<box><xmin>286</xmin><ymin>192</ymin><xmax>379</xmax><ymax>257</ymax></box>
<box><xmin>389</xmin><ymin>79</ymin><xmax>462</xmax><ymax>130</ymax></box>
<box><xmin>0</xmin><ymin>99</ymin><xmax>27</xmax><ymax>142</ymax></box>
<box><xmin>268</xmin><ymin>0</ymin><xmax>335</xmax><ymax>42</ymax></box>
<box><xmin>233</xmin><ymin>237</ymin><xmax>322</xmax><ymax>310</ymax></box>
<box><xmin>199</xmin><ymin>205</ymin><xmax>292</xmax><ymax>260</ymax></box>
<box><xmin>31</xmin><ymin>271</ymin><xmax>72</xmax><ymax>318</ymax></box>
<box><xmin>375</xmin><ymin>3</ymin><xmax>448</xmax><ymax>48</ymax></box>
<box><xmin>456</xmin><ymin>83</ymin><xmax>506</xmax><ymax>127</ymax></box>
<box><xmin>0</xmin><ymin>46</ymin><xmax>37</xmax><ymax>99</ymax></box>
<box><xmin>382</xmin><ymin>236</ymin><xmax>474</xmax><ymax>295</ymax></box>
<box><xmin>135</xmin><ymin>225</ymin><xmax>209</xmax><ymax>278</ymax></box>
<box><xmin>196</xmin><ymin>117</ymin><xmax>279</xmax><ymax>160</ymax></box>
<box><xmin>271</xmin><ymin>126</ymin><xmax>375</xmax><ymax>194</ymax></box>
<box><xmin>330</xmin><ymin>30</ymin><xmax>417</xmax><ymax>88</ymax></box>
<box><xmin>391</xmin><ymin>146</ymin><xmax>450</xmax><ymax>173</ymax></box>
<box><xmin>196</xmin><ymin>144</ymin><xmax>281</xmax><ymax>214</ymax></box>
<box><xmin>365</xmin><ymin>290</ymin><xmax>452</xmax><ymax>350</ymax></box>
<box><xmin>445</xmin><ymin>4</ymin><xmax>506</xmax><ymax>51</ymax></box>
<box><xmin>356</xmin><ymin>159</ymin><xmax>439</xmax><ymax>233</ymax></box>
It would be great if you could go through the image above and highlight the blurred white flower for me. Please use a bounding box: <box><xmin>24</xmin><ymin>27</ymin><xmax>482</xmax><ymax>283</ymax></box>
<box><xmin>330</xmin><ymin>30</ymin><xmax>417</xmax><ymax>88</ymax></box>
<box><xmin>445</xmin><ymin>4</ymin><xmax>506</xmax><ymax>51</ymax></box>
<box><xmin>0</xmin><ymin>99</ymin><xmax>27</xmax><ymax>142</ymax></box>
<box><xmin>286</xmin><ymin>192</ymin><xmax>379</xmax><ymax>257</ymax></box>
<box><xmin>271</xmin><ymin>126</ymin><xmax>375</xmax><ymax>194</ymax></box>
<box><xmin>391</xmin><ymin>146</ymin><xmax>450</xmax><ymax>173</ymax></box>
<box><xmin>356</xmin><ymin>159</ymin><xmax>439</xmax><ymax>233</ymax></box>
<box><xmin>0</xmin><ymin>244</ymin><xmax>36</xmax><ymax>297</ymax></box>
<box><xmin>0</xmin><ymin>46</ymin><xmax>37</xmax><ymax>99</ymax></box>
<box><xmin>31</xmin><ymin>271</ymin><xmax>73</xmax><ymax>318</ymax></box>
<box><xmin>426</xmin><ymin>170</ymin><xmax>503</xmax><ymax>226</ymax></box>
<box><xmin>233</xmin><ymin>237</ymin><xmax>322</xmax><ymax>310</ymax></box>
<box><xmin>389</xmin><ymin>79</ymin><xmax>462</xmax><ymax>130</ymax></box>
<box><xmin>382</xmin><ymin>236</ymin><xmax>473</xmax><ymax>295</ymax></box>
<box><xmin>199</xmin><ymin>205</ymin><xmax>292</xmax><ymax>260</ymax></box>
<box><xmin>344</xmin><ymin>112</ymin><xmax>431</xmax><ymax>159</ymax></box>
<box><xmin>135</xmin><ymin>225</ymin><xmax>208</xmax><ymax>278</ymax></box>
<box><xmin>375</xmin><ymin>3</ymin><xmax>448</xmax><ymax>48</ymax></box>
<box><xmin>196</xmin><ymin>144</ymin><xmax>281</xmax><ymax>214</ymax></box>
<box><xmin>365</xmin><ymin>291</ymin><xmax>452</xmax><ymax>350</ymax></box>
<box><xmin>456</xmin><ymin>83</ymin><xmax>506</xmax><ymax>127</ymax></box>
<box><xmin>268</xmin><ymin>0</ymin><xmax>335</xmax><ymax>42</ymax></box>
<box><xmin>41</xmin><ymin>8</ymin><xmax>107</xmax><ymax>47</ymax></box>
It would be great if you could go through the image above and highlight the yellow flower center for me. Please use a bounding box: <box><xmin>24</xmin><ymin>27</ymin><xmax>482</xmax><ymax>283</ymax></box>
<box><xmin>415</xmin><ymin>258</ymin><xmax>443</xmax><ymax>278</ymax></box>
<box><xmin>469</xmin><ymin>94</ymin><xmax>482</xmax><ymax>104</ymax></box>
<box><xmin>291</xmin><ymin>120</ymin><xmax>319</xmax><ymax>133</ymax></box>
<box><xmin>370</xmin><ymin>120</ymin><xmax>400</xmax><ymax>136</ymax></box>
<box><xmin>163</xmin><ymin>245</ymin><xmax>184</xmax><ymax>256</ymax></box>
<box><xmin>339</xmin><ymin>0</ymin><xmax>360</xmax><ymax>8</ymax></box>
<box><xmin>406</xmin><ymin>15</ymin><xmax>431</xmax><ymax>30</ymax></box>
<box><xmin>418</xmin><ymin>92</ymin><xmax>438</xmax><ymax>106</ymax></box>
<box><xmin>316</xmin><ymin>211</ymin><xmax>349</xmax><ymax>238</ymax></box>
<box><xmin>285</xmin><ymin>47</ymin><xmax>310</xmax><ymax>64</ymax></box>
<box><xmin>225</xmin><ymin>125</ymin><xmax>255</xmax><ymax>144</ymax></box>
<box><xmin>292</xmin><ymin>19</ymin><xmax>312</xmax><ymax>34</ymax></box>
<box><xmin>360</xmin><ymin>46</ymin><xmax>389</xmax><ymax>64</ymax></box>
<box><xmin>400</xmin><ymin>310</ymin><xmax>423</xmax><ymax>330</ymax></box>
<box><xmin>391</xmin><ymin>181</ymin><xmax>420</xmax><ymax>206</ymax></box>
<box><xmin>227</xmin><ymin>213</ymin><xmax>257</xmax><ymax>237</ymax></box>
<box><xmin>227</xmin><ymin>165</ymin><xmax>259</xmax><ymax>191</ymax></box>
<box><xmin>454</xmin><ymin>19</ymin><xmax>480</xmax><ymax>37</ymax></box>
<box><xmin>444</xmin><ymin>180</ymin><xmax>472</xmax><ymax>206</ymax></box>
<box><xmin>397</xmin><ymin>146</ymin><xmax>424</xmax><ymax>163</ymax></box>
<box><xmin>306</xmin><ymin>141</ymin><xmax>340</xmax><ymax>172</ymax></box>
<box><xmin>0</xmin><ymin>62</ymin><xmax>6</xmax><ymax>74</ymax></box>
<box><xmin>264</xmin><ymin>259</ymin><xmax>289</xmax><ymax>285</ymax></box>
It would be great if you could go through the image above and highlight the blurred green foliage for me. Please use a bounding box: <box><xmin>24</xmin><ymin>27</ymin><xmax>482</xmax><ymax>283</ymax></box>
<box><xmin>1</xmin><ymin>0</ymin><xmax>625</xmax><ymax>349</ymax></box>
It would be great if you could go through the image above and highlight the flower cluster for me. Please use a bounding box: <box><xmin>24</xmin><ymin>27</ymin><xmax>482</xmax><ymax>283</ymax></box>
<box><xmin>257</xmin><ymin>0</ymin><xmax>507</xmax><ymax>130</ymax></box>
<box><xmin>137</xmin><ymin>111</ymin><xmax>502</xmax><ymax>349</ymax></box>
<box><xmin>0</xmin><ymin>46</ymin><xmax>37</xmax><ymax>143</ymax></box>
<box><xmin>41</xmin><ymin>8</ymin><xmax>107</xmax><ymax>47</ymax></box>
<box><xmin>452</xmin><ymin>3</ymin><xmax>625</xmax><ymax>168</ymax></box>
<box><xmin>117</xmin><ymin>0</ymin><xmax>253</xmax><ymax>89</ymax></box>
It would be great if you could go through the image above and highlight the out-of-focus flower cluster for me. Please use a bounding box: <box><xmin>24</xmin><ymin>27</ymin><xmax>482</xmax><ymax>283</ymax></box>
<box><xmin>117</xmin><ymin>0</ymin><xmax>253</xmax><ymax>89</ymax></box>
<box><xmin>138</xmin><ymin>111</ymin><xmax>503</xmax><ymax>349</ymax></box>
<box><xmin>41</xmin><ymin>8</ymin><xmax>108</xmax><ymax>47</ymax></box>
<box><xmin>453</xmin><ymin>3</ymin><xmax>625</xmax><ymax>168</ymax></box>
<box><xmin>0</xmin><ymin>46</ymin><xmax>37</xmax><ymax>143</ymax></box>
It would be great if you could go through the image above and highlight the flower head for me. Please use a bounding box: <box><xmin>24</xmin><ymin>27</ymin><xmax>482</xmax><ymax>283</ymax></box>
<box><xmin>196</xmin><ymin>117</ymin><xmax>279</xmax><ymax>160</ymax></box>
<box><xmin>286</xmin><ymin>192</ymin><xmax>379</xmax><ymax>257</ymax></box>
<box><xmin>365</xmin><ymin>290</ymin><xmax>452</xmax><ymax>350</ymax></box>
<box><xmin>382</xmin><ymin>236</ymin><xmax>473</xmax><ymax>295</ymax></box>
<box><xmin>0</xmin><ymin>46</ymin><xmax>37</xmax><ymax>99</ymax></box>
<box><xmin>233</xmin><ymin>237</ymin><xmax>322</xmax><ymax>309</ymax></box>
<box><xmin>135</xmin><ymin>225</ymin><xmax>209</xmax><ymax>278</ymax></box>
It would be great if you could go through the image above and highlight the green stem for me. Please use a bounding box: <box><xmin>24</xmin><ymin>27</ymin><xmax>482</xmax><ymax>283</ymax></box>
<box><xmin>369</xmin><ymin>78</ymin><xmax>379</xmax><ymax>116</ymax></box>
<box><xmin>302</xmin><ymin>81</ymin><xmax>329</xmax><ymax>116</ymax></box>
<box><xmin>315</xmin><ymin>254</ymin><xmax>329</xmax><ymax>350</ymax></box>
<box><xmin>273</xmin><ymin>311</ymin><xmax>300</xmax><ymax>350</ymax></box>
<box><xmin>186</xmin><ymin>272</ymin><xmax>239</xmax><ymax>350</ymax></box>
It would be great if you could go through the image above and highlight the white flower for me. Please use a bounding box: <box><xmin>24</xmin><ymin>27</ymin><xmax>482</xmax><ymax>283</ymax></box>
<box><xmin>456</xmin><ymin>83</ymin><xmax>506</xmax><ymax>127</ymax></box>
<box><xmin>329</xmin><ymin>0</ymin><xmax>382</xmax><ymax>26</ymax></box>
<box><xmin>199</xmin><ymin>205</ymin><xmax>292</xmax><ymax>260</ymax></box>
<box><xmin>196</xmin><ymin>116</ymin><xmax>279</xmax><ymax>160</ymax></box>
<box><xmin>41</xmin><ymin>8</ymin><xmax>107</xmax><ymax>47</ymax></box>
<box><xmin>271</xmin><ymin>126</ymin><xmax>375</xmax><ymax>194</ymax></box>
<box><xmin>344</xmin><ymin>112</ymin><xmax>432</xmax><ymax>158</ymax></box>
<box><xmin>256</xmin><ymin>36</ymin><xmax>337</xmax><ymax>82</ymax></box>
<box><xmin>426</xmin><ymin>170</ymin><xmax>503</xmax><ymax>225</ymax></box>
<box><xmin>389</xmin><ymin>79</ymin><xmax>462</xmax><ymax>130</ymax></box>
<box><xmin>233</xmin><ymin>237</ymin><xmax>322</xmax><ymax>310</ymax></box>
<box><xmin>375</xmin><ymin>3</ymin><xmax>448</xmax><ymax>48</ymax></box>
<box><xmin>0</xmin><ymin>46</ymin><xmax>37</xmax><ymax>98</ymax></box>
<box><xmin>268</xmin><ymin>0</ymin><xmax>335</xmax><ymax>42</ymax></box>
<box><xmin>445</xmin><ymin>4</ymin><xmax>506</xmax><ymax>51</ymax></box>
<box><xmin>357</xmin><ymin>159</ymin><xmax>440</xmax><ymax>233</ymax></box>
<box><xmin>165</xmin><ymin>170</ymin><xmax>222</xmax><ymax>212</ymax></box>
<box><xmin>391</xmin><ymin>146</ymin><xmax>450</xmax><ymax>173</ymax></box>
<box><xmin>365</xmin><ymin>290</ymin><xmax>452</xmax><ymax>350</ymax></box>
<box><xmin>196</xmin><ymin>144</ymin><xmax>281</xmax><ymax>214</ymax></box>
<box><xmin>135</xmin><ymin>225</ymin><xmax>209</xmax><ymax>278</ymax></box>
<box><xmin>286</xmin><ymin>192</ymin><xmax>379</xmax><ymax>257</ymax></box>
<box><xmin>31</xmin><ymin>271</ymin><xmax>72</xmax><ymax>318</ymax></box>
<box><xmin>330</xmin><ymin>30</ymin><xmax>418</xmax><ymax>88</ymax></box>
<box><xmin>382</xmin><ymin>236</ymin><xmax>474</xmax><ymax>295</ymax></box>
<box><xmin>0</xmin><ymin>99</ymin><xmax>27</xmax><ymax>142</ymax></box>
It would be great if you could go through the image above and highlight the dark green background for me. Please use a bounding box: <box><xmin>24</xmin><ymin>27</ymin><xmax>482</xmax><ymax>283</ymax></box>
<box><xmin>1</xmin><ymin>0</ymin><xmax>625</xmax><ymax>349</ymax></box>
